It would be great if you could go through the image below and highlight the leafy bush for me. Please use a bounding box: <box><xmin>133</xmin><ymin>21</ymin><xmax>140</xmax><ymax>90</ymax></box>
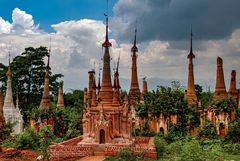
<box><xmin>226</xmin><ymin>120</ymin><xmax>240</xmax><ymax>143</ymax></box>
<box><xmin>15</xmin><ymin>128</ymin><xmax>39</xmax><ymax>150</ymax></box>
<box><xmin>134</xmin><ymin>122</ymin><xmax>155</xmax><ymax>137</ymax></box>
<box><xmin>198</xmin><ymin>120</ymin><xmax>218</xmax><ymax>139</ymax></box>
<box><xmin>154</xmin><ymin>136</ymin><xmax>167</xmax><ymax>158</ymax></box>
<box><xmin>0</xmin><ymin>122</ymin><xmax>14</xmax><ymax>142</ymax></box>
<box><xmin>222</xmin><ymin>143</ymin><xmax>240</xmax><ymax>155</ymax></box>
<box><xmin>164</xmin><ymin>123</ymin><xmax>187</xmax><ymax>143</ymax></box>
<box><xmin>211</xmin><ymin>97</ymin><xmax>237</xmax><ymax>113</ymax></box>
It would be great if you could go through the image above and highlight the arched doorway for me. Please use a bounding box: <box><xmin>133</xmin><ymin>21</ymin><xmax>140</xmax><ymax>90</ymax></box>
<box><xmin>159</xmin><ymin>127</ymin><xmax>164</xmax><ymax>136</ymax></box>
<box><xmin>99</xmin><ymin>129</ymin><xmax>105</xmax><ymax>144</ymax></box>
<box><xmin>219</xmin><ymin>123</ymin><xmax>225</xmax><ymax>137</ymax></box>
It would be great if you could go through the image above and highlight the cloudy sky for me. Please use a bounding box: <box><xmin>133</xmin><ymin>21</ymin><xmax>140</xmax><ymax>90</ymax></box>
<box><xmin>0</xmin><ymin>0</ymin><xmax>240</xmax><ymax>91</ymax></box>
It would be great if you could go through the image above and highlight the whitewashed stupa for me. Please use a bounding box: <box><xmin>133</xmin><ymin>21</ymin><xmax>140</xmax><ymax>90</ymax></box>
<box><xmin>3</xmin><ymin>57</ymin><xmax>23</xmax><ymax>134</ymax></box>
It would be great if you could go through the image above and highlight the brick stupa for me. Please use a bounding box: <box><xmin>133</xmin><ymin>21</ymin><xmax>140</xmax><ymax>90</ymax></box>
<box><xmin>213</xmin><ymin>57</ymin><xmax>228</xmax><ymax>99</ymax></box>
<box><xmin>129</xmin><ymin>25</ymin><xmax>140</xmax><ymax>105</ymax></box>
<box><xmin>39</xmin><ymin>53</ymin><xmax>51</xmax><ymax>110</ymax></box>
<box><xmin>38</xmin><ymin>51</ymin><xmax>54</xmax><ymax>132</ymax></box>
<box><xmin>186</xmin><ymin>29</ymin><xmax>198</xmax><ymax>106</ymax></box>
<box><xmin>228</xmin><ymin>70</ymin><xmax>239</xmax><ymax>104</ymax></box>
<box><xmin>57</xmin><ymin>81</ymin><xmax>65</xmax><ymax>108</ymax></box>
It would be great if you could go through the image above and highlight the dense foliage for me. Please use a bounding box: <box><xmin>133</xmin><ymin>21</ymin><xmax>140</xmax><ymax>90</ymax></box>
<box><xmin>195</xmin><ymin>85</ymin><xmax>214</xmax><ymax>108</ymax></box>
<box><xmin>211</xmin><ymin>97</ymin><xmax>237</xmax><ymax>113</ymax></box>
<box><xmin>28</xmin><ymin>89</ymin><xmax>84</xmax><ymax>139</ymax></box>
<box><xmin>136</xmin><ymin>83</ymin><xmax>200</xmax><ymax>137</ymax></box>
<box><xmin>0</xmin><ymin>122</ymin><xmax>14</xmax><ymax>142</ymax></box>
<box><xmin>198</xmin><ymin>120</ymin><xmax>218</xmax><ymax>139</ymax></box>
<box><xmin>154</xmin><ymin>137</ymin><xmax>240</xmax><ymax>161</ymax></box>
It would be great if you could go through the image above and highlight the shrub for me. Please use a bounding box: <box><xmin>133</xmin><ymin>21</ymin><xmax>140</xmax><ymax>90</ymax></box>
<box><xmin>15</xmin><ymin>128</ymin><xmax>39</xmax><ymax>150</ymax></box>
<box><xmin>198</xmin><ymin>120</ymin><xmax>217</xmax><ymax>139</ymax></box>
<box><xmin>226</xmin><ymin>121</ymin><xmax>240</xmax><ymax>143</ymax></box>
<box><xmin>164</xmin><ymin>123</ymin><xmax>187</xmax><ymax>143</ymax></box>
<box><xmin>0</xmin><ymin>122</ymin><xmax>14</xmax><ymax>142</ymax></box>
<box><xmin>222</xmin><ymin>143</ymin><xmax>240</xmax><ymax>155</ymax></box>
<box><xmin>154</xmin><ymin>136</ymin><xmax>167</xmax><ymax>158</ymax></box>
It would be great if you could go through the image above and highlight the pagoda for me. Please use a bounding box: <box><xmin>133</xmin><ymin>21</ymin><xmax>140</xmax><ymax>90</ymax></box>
<box><xmin>57</xmin><ymin>81</ymin><xmax>65</xmax><ymax>108</ymax></box>
<box><xmin>186</xmin><ymin>28</ymin><xmax>198</xmax><ymax>106</ymax></box>
<box><xmin>129</xmin><ymin>24</ymin><xmax>140</xmax><ymax>105</ymax></box>
<box><xmin>38</xmin><ymin>50</ymin><xmax>54</xmax><ymax>132</ymax></box>
<box><xmin>3</xmin><ymin>53</ymin><xmax>23</xmax><ymax>134</ymax></box>
<box><xmin>80</xmin><ymin>12</ymin><xmax>133</xmax><ymax>144</ymax></box>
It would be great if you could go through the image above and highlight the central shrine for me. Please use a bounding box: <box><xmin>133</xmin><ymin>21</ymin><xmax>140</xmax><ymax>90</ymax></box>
<box><xmin>81</xmin><ymin>14</ymin><xmax>133</xmax><ymax>145</ymax></box>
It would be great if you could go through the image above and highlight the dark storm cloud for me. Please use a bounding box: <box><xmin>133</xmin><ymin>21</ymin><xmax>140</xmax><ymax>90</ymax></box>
<box><xmin>113</xmin><ymin>0</ymin><xmax>240</xmax><ymax>42</ymax></box>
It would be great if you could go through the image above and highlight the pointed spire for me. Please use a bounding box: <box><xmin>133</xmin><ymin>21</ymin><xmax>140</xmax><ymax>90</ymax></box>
<box><xmin>112</xmin><ymin>55</ymin><xmax>121</xmax><ymax>106</ymax></box>
<box><xmin>102</xmin><ymin>0</ymin><xmax>112</xmax><ymax>48</ymax></box>
<box><xmin>57</xmin><ymin>81</ymin><xmax>65</xmax><ymax>108</ymax></box>
<box><xmin>131</xmin><ymin>20</ymin><xmax>138</xmax><ymax>53</ymax></box>
<box><xmin>16</xmin><ymin>90</ymin><xmax>19</xmax><ymax>110</ymax></box>
<box><xmin>46</xmin><ymin>45</ymin><xmax>51</xmax><ymax>71</ymax></box>
<box><xmin>129</xmin><ymin>23</ymin><xmax>140</xmax><ymax>104</ymax></box>
<box><xmin>39</xmin><ymin>47</ymin><xmax>52</xmax><ymax>110</ymax></box>
<box><xmin>99</xmin><ymin>0</ymin><xmax>113</xmax><ymax>104</ymax></box>
<box><xmin>142</xmin><ymin>77</ymin><xmax>148</xmax><ymax>95</ymax></box>
<box><xmin>113</xmin><ymin>54</ymin><xmax>121</xmax><ymax>89</ymax></box>
<box><xmin>188</xmin><ymin>25</ymin><xmax>195</xmax><ymax>59</ymax></box>
<box><xmin>91</xmin><ymin>74</ymin><xmax>97</xmax><ymax>106</ymax></box>
<box><xmin>97</xmin><ymin>68</ymin><xmax>101</xmax><ymax>95</ymax></box>
<box><xmin>88</xmin><ymin>70</ymin><xmax>95</xmax><ymax>100</ymax></box>
<box><xmin>6</xmin><ymin>46</ymin><xmax>12</xmax><ymax>77</ymax></box>
<box><xmin>186</xmin><ymin>26</ymin><xmax>197</xmax><ymax>106</ymax></box>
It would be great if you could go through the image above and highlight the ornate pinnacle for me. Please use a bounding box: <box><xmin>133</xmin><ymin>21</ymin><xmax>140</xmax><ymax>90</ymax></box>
<box><xmin>102</xmin><ymin>0</ymin><xmax>112</xmax><ymax>48</ymax></box>
<box><xmin>131</xmin><ymin>20</ymin><xmax>138</xmax><ymax>53</ymax></box>
<box><xmin>188</xmin><ymin>25</ymin><xmax>195</xmax><ymax>59</ymax></box>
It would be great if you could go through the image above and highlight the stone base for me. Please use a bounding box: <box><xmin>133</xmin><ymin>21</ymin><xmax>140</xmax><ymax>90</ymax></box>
<box><xmin>49</xmin><ymin>136</ymin><xmax>157</xmax><ymax>161</ymax></box>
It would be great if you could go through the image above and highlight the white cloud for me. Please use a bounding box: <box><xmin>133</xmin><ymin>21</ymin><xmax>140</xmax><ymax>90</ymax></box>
<box><xmin>0</xmin><ymin>17</ymin><xmax>11</xmax><ymax>34</ymax></box>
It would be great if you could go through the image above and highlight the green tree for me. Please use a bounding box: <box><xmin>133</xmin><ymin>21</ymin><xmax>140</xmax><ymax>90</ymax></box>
<box><xmin>226</xmin><ymin>120</ymin><xmax>240</xmax><ymax>143</ymax></box>
<box><xmin>198</xmin><ymin>120</ymin><xmax>217</xmax><ymax>139</ymax></box>
<box><xmin>195</xmin><ymin>84</ymin><xmax>203</xmax><ymax>99</ymax></box>
<box><xmin>198</xmin><ymin>89</ymin><xmax>213</xmax><ymax>108</ymax></box>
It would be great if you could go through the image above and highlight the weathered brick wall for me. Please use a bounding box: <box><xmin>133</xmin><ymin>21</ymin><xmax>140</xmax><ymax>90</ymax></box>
<box><xmin>49</xmin><ymin>145</ymin><xmax>94</xmax><ymax>161</ymax></box>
